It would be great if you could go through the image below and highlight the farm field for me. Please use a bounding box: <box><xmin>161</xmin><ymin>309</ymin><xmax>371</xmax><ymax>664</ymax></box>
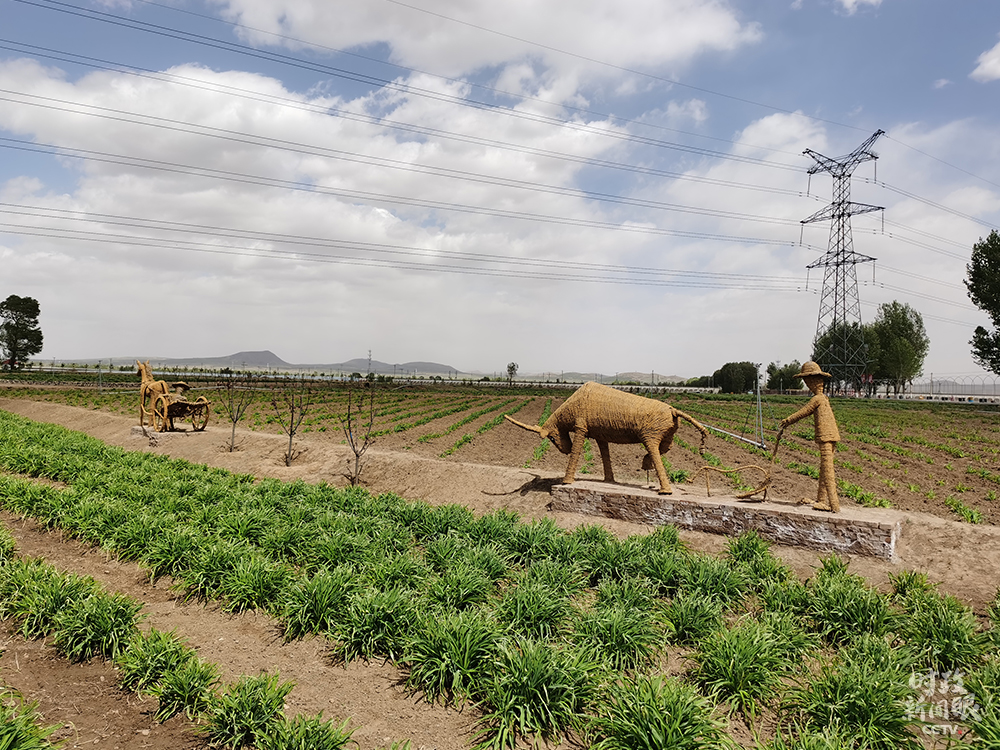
<box><xmin>4</xmin><ymin>377</ymin><xmax>1000</xmax><ymax>525</ymax></box>
<box><xmin>0</xmin><ymin>384</ymin><xmax>998</xmax><ymax>748</ymax></box>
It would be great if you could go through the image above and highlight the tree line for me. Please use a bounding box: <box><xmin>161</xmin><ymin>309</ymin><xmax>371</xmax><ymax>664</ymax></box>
<box><xmin>687</xmin><ymin>300</ymin><xmax>930</xmax><ymax>395</ymax></box>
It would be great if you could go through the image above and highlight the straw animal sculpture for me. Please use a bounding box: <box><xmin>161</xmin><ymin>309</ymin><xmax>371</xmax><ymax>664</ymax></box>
<box><xmin>505</xmin><ymin>381</ymin><xmax>707</xmax><ymax>495</ymax></box>
<box><xmin>136</xmin><ymin>359</ymin><xmax>169</xmax><ymax>429</ymax></box>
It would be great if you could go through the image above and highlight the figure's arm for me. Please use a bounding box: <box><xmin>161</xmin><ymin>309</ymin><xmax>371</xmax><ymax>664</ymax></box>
<box><xmin>781</xmin><ymin>398</ymin><xmax>818</xmax><ymax>429</ymax></box>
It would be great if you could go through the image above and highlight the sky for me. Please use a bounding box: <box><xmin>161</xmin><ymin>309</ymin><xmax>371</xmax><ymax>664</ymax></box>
<box><xmin>1</xmin><ymin>0</ymin><xmax>999</xmax><ymax>379</ymax></box>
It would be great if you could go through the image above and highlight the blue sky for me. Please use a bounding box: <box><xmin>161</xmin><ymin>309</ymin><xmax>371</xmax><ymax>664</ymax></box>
<box><xmin>1</xmin><ymin>0</ymin><xmax>998</xmax><ymax>379</ymax></box>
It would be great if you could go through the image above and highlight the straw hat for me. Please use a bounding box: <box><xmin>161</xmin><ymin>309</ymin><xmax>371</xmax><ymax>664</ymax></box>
<box><xmin>794</xmin><ymin>361</ymin><xmax>831</xmax><ymax>378</ymax></box>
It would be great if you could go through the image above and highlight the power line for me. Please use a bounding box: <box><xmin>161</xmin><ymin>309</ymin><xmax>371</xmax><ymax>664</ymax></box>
<box><xmin>0</xmin><ymin>202</ymin><xmax>803</xmax><ymax>281</ymax></box>
<box><xmin>0</xmin><ymin>43</ymin><xmax>991</xmax><ymax>241</ymax></box>
<box><xmin>0</xmin><ymin>137</ymin><xmax>813</xmax><ymax>244</ymax></box>
<box><xmin>96</xmin><ymin>0</ymin><xmax>1000</xmax><ymax>194</ymax></box>
<box><xmin>0</xmin><ymin>40</ymin><xmax>813</xmax><ymax>198</ymax></box>
<box><xmin>121</xmin><ymin>0</ymin><xmax>808</xmax><ymax>161</ymax></box>
<box><xmin>9</xmin><ymin>0</ymin><xmax>806</xmax><ymax>172</ymax></box>
<box><xmin>0</xmin><ymin>224</ymin><xmax>812</xmax><ymax>291</ymax></box>
<box><xmin>0</xmin><ymin>203</ymin><xmax>972</xmax><ymax>312</ymax></box>
<box><xmin>0</xmin><ymin>92</ymin><xmax>809</xmax><ymax>225</ymax></box>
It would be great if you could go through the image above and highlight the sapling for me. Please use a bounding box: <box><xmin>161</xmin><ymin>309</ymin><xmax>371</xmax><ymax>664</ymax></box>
<box><xmin>341</xmin><ymin>373</ymin><xmax>378</xmax><ymax>485</ymax></box>
<box><xmin>216</xmin><ymin>368</ymin><xmax>260</xmax><ymax>452</ymax></box>
<box><xmin>270</xmin><ymin>374</ymin><xmax>312</xmax><ymax>466</ymax></box>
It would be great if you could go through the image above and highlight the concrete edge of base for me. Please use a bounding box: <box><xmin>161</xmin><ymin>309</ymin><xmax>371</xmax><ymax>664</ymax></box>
<box><xmin>551</xmin><ymin>480</ymin><xmax>902</xmax><ymax>560</ymax></box>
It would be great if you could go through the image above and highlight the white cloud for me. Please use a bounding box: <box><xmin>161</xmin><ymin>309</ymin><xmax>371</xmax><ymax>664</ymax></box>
<box><xmin>933</xmin><ymin>79</ymin><xmax>952</xmax><ymax>89</ymax></box>
<box><xmin>211</xmin><ymin>0</ymin><xmax>762</xmax><ymax>99</ymax></box>
<box><xmin>836</xmin><ymin>0</ymin><xmax>881</xmax><ymax>14</ymax></box>
<box><xmin>971</xmin><ymin>35</ymin><xmax>1000</xmax><ymax>83</ymax></box>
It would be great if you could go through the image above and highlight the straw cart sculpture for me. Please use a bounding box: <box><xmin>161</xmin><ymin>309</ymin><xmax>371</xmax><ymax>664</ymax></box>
<box><xmin>136</xmin><ymin>360</ymin><xmax>210</xmax><ymax>433</ymax></box>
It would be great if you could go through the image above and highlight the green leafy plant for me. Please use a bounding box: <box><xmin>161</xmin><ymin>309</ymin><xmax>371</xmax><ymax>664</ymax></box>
<box><xmin>572</xmin><ymin>606</ymin><xmax>661</xmax><ymax>672</ymax></box>
<box><xmin>115</xmin><ymin>628</ymin><xmax>197</xmax><ymax>693</ymax></box>
<box><xmin>896</xmin><ymin>591</ymin><xmax>981</xmax><ymax>672</ymax></box>
<box><xmin>404</xmin><ymin>610</ymin><xmax>501</xmax><ymax>703</ymax></box>
<box><xmin>0</xmin><ymin>691</ymin><xmax>61</xmax><ymax>750</ymax></box>
<box><xmin>663</xmin><ymin>591</ymin><xmax>723</xmax><ymax>646</ymax></box>
<box><xmin>261</xmin><ymin>715</ymin><xmax>355</xmax><ymax>750</ymax></box>
<box><xmin>51</xmin><ymin>591</ymin><xmax>142</xmax><ymax>662</ymax></box>
<box><xmin>150</xmin><ymin>657</ymin><xmax>220</xmax><ymax>722</ymax></box>
<box><xmin>493</xmin><ymin>578</ymin><xmax>573</xmax><ymax>640</ymax></box>
<box><xmin>592</xmin><ymin>674</ymin><xmax>729</xmax><ymax>750</ymax></box>
<box><xmin>280</xmin><ymin>566</ymin><xmax>355</xmax><ymax>642</ymax></box>
<box><xmin>786</xmin><ymin>634</ymin><xmax>920</xmax><ymax>750</ymax></box>
<box><xmin>334</xmin><ymin>587</ymin><xmax>417</xmax><ymax>661</ymax></box>
<box><xmin>807</xmin><ymin>561</ymin><xmax>895</xmax><ymax>644</ymax></box>
<box><xmin>220</xmin><ymin>555</ymin><xmax>293</xmax><ymax>613</ymax></box>
<box><xmin>692</xmin><ymin>619</ymin><xmax>786</xmax><ymax>717</ymax></box>
<box><xmin>944</xmin><ymin>495</ymin><xmax>983</xmax><ymax>523</ymax></box>
<box><xmin>206</xmin><ymin>672</ymin><xmax>294</xmax><ymax>749</ymax></box>
<box><xmin>475</xmin><ymin>640</ymin><xmax>599</xmax><ymax>750</ymax></box>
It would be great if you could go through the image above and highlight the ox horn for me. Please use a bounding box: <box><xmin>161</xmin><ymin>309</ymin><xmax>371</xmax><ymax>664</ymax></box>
<box><xmin>504</xmin><ymin>415</ymin><xmax>543</xmax><ymax>435</ymax></box>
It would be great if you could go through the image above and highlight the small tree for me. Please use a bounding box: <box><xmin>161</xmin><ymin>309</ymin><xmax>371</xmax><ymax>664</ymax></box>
<box><xmin>868</xmin><ymin>301</ymin><xmax>929</xmax><ymax>395</ymax></box>
<box><xmin>0</xmin><ymin>295</ymin><xmax>43</xmax><ymax>369</ymax></box>
<box><xmin>270</xmin><ymin>376</ymin><xmax>311</xmax><ymax>466</ymax></box>
<box><xmin>217</xmin><ymin>368</ymin><xmax>260</xmax><ymax>452</ymax></box>
<box><xmin>711</xmin><ymin>361</ymin><xmax>757</xmax><ymax>394</ymax></box>
<box><xmin>966</xmin><ymin>230</ymin><xmax>1000</xmax><ymax>373</ymax></box>
<box><xmin>341</xmin><ymin>377</ymin><xmax>377</xmax><ymax>486</ymax></box>
<box><xmin>507</xmin><ymin>362</ymin><xmax>518</xmax><ymax>386</ymax></box>
<box><xmin>765</xmin><ymin>361</ymin><xmax>803</xmax><ymax>392</ymax></box>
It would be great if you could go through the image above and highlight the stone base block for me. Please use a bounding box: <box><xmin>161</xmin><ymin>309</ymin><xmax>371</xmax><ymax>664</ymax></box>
<box><xmin>551</xmin><ymin>481</ymin><xmax>902</xmax><ymax>559</ymax></box>
<box><xmin>129</xmin><ymin>426</ymin><xmax>188</xmax><ymax>441</ymax></box>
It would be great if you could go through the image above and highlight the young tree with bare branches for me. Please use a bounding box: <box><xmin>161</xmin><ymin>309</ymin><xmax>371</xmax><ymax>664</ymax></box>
<box><xmin>217</xmin><ymin>368</ymin><xmax>260</xmax><ymax>452</ymax></box>
<box><xmin>270</xmin><ymin>375</ymin><xmax>311</xmax><ymax>466</ymax></box>
<box><xmin>341</xmin><ymin>376</ymin><xmax>377</xmax><ymax>485</ymax></box>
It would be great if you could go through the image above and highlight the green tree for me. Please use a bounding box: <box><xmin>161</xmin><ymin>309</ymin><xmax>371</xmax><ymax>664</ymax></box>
<box><xmin>506</xmin><ymin>362</ymin><xmax>518</xmax><ymax>386</ymax></box>
<box><xmin>765</xmin><ymin>361</ymin><xmax>803</xmax><ymax>392</ymax></box>
<box><xmin>966</xmin><ymin>230</ymin><xmax>1000</xmax><ymax>373</ymax></box>
<box><xmin>869</xmin><ymin>301</ymin><xmax>929</xmax><ymax>395</ymax></box>
<box><xmin>712</xmin><ymin>361</ymin><xmax>758</xmax><ymax>394</ymax></box>
<box><xmin>811</xmin><ymin>321</ymin><xmax>872</xmax><ymax>393</ymax></box>
<box><xmin>0</xmin><ymin>295</ymin><xmax>43</xmax><ymax>369</ymax></box>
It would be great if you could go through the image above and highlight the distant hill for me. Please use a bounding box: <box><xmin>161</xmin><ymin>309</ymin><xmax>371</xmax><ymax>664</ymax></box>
<box><xmin>62</xmin><ymin>352</ymin><xmax>688</xmax><ymax>382</ymax></box>
<box><xmin>123</xmin><ymin>351</ymin><xmax>460</xmax><ymax>376</ymax></box>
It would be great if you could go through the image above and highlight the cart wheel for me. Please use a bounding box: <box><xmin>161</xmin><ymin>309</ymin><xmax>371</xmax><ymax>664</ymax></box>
<box><xmin>153</xmin><ymin>394</ymin><xmax>171</xmax><ymax>432</ymax></box>
<box><xmin>191</xmin><ymin>396</ymin><xmax>210</xmax><ymax>431</ymax></box>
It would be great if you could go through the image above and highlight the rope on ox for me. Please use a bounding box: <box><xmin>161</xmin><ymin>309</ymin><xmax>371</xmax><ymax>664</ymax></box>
<box><xmin>689</xmin><ymin>428</ymin><xmax>783</xmax><ymax>500</ymax></box>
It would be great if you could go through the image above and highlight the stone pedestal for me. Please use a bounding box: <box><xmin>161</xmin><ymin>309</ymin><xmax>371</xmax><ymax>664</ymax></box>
<box><xmin>551</xmin><ymin>480</ymin><xmax>902</xmax><ymax>559</ymax></box>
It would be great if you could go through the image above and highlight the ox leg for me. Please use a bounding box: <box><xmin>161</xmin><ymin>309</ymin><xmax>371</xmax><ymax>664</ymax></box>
<box><xmin>597</xmin><ymin>440</ymin><xmax>615</xmax><ymax>483</ymax></box>
<box><xmin>643</xmin><ymin>436</ymin><xmax>673</xmax><ymax>494</ymax></box>
<box><xmin>563</xmin><ymin>427</ymin><xmax>588</xmax><ymax>485</ymax></box>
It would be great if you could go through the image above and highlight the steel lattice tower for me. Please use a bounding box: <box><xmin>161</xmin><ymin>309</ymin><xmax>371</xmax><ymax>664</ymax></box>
<box><xmin>801</xmin><ymin>129</ymin><xmax>884</xmax><ymax>391</ymax></box>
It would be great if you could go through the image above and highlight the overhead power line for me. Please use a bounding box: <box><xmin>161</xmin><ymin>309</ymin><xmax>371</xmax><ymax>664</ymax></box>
<box><xmin>0</xmin><ymin>202</ymin><xmax>971</xmax><ymax>309</ymax></box>
<box><xmin>9</xmin><ymin>0</ymin><xmax>806</xmax><ymax>172</ymax></box>
<box><xmin>0</xmin><ymin>137</ymin><xmax>813</xmax><ymax>245</ymax></box>
<box><xmin>0</xmin><ymin>92</ymin><xmax>810</xmax><ymax>225</ymax></box>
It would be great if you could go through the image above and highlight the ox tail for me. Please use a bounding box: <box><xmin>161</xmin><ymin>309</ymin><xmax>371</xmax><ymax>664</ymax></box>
<box><xmin>675</xmin><ymin>409</ymin><xmax>709</xmax><ymax>452</ymax></box>
<box><xmin>504</xmin><ymin>415</ymin><xmax>543</xmax><ymax>435</ymax></box>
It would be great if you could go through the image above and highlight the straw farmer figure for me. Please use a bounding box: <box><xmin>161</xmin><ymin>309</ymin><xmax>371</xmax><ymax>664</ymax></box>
<box><xmin>779</xmin><ymin>361</ymin><xmax>841</xmax><ymax>512</ymax></box>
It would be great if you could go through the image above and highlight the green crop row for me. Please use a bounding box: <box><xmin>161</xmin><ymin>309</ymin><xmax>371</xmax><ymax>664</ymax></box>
<box><xmin>0</xmin><ymin>532</ymin><xmax>361</xmax><ymax>749</ymax></box>
<box><xmin>418</xmin><ymin>398</ymin><xmax>518</xmax><ymax>443</ymax></box>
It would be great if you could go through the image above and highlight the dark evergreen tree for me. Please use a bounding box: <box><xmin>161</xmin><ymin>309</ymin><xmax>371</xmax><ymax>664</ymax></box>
<box><xmin>0</xmin><ymin>295</ymin><xmax>43</xmax><ymax>369</ymax></box>
<box><xmin>966</xmin><ymin>230</ymin><xmax>1000</xmax><ymax>373</ymax></box>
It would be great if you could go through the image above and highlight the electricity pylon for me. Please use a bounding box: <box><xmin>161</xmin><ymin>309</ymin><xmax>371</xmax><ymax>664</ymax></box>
<box><xmin>801</xmin><ymin>129</ymin><xmax>884</xmax><ymax>391</ymax></box>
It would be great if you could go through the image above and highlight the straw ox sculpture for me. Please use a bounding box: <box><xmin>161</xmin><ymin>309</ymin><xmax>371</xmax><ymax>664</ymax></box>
<box><xmin>505</xmin><ymin>381</ymin><xmax>707</xmax><ymax>495</ymax></box>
